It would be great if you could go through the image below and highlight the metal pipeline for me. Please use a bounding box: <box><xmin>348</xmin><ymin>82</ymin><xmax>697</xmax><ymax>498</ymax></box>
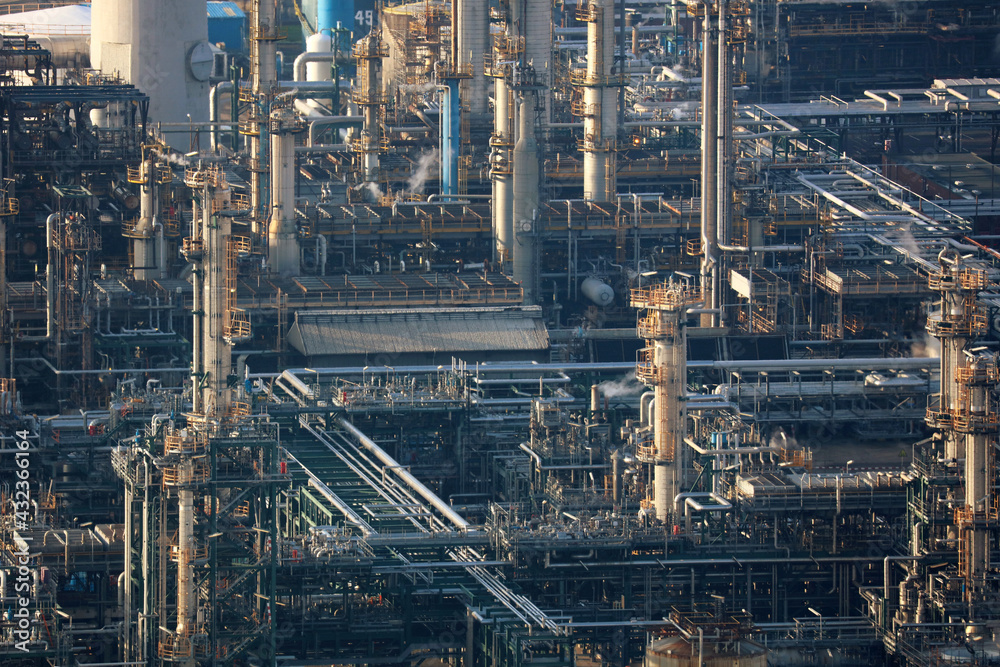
<box><xmin>307</xmin><ymin>115</ymin><xmax>364</xmax><ymax>146</ymax></box>
<box><xmin>46</xmin><ymin>213</ymin><xmax>57</xmax><ymax>340</ymax></box>
<box><xmin>294</xmin><ymin>52</ymin><xmax>336</xmax><ymax>82</ymax></box>
<box><xmin>209</xmin><ymin>81</ymin><xmax>234</xmax><ymax>150</ymax></box>
<box><xmin>340</xmin><ymin>419</ymin><xmax>470</xmax><ymax>530</ymax></box>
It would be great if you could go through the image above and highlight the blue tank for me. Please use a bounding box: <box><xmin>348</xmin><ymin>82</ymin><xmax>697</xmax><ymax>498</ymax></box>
<box><xmin>301</xmin><ymin>0</ymin><xmax>376</xmax><ymax>38</ymax></box>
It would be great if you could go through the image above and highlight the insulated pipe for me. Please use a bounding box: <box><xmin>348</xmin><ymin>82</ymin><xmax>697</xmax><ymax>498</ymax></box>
<box><xmin>249</xmin><ymin>356</ymin><xmax>937</xmax><ymax>380</ymax></box>
<box><xmin>307</xmin><ymin>116</ymin><xmax>364</xmax><ymax>146</ymax></box>
<box><xmin>294</xmin><ymin>51</ymin><xmax>336</xmax><ymax>82</ymax></box>
<box><xmin>684</xmin><ymin>493</ymin><xmax>733</xmax><ymax>512</ymax></box>
<box><xmin>45</xmin><ymin>213</ymin><xmax>57</xmax><ymax>340</ymax></box>
<box><xmin>699</xmin><ymin>2</ymin><xmax>719</xmax><ymax>327</ymax></box>
<box><xmin>716</xmin><ymin>0</ymin><xmax>731</xmax><ymax>259</ymax></box>
<box><xmin>339</xmin><ymin>419</ymin><xmax>470</xmax><ymax>530</ymax></box>
<box><xmin>209</xmin><ymin>81</ymin><xmax>234</xmax><ymax>151</ymax></box>
<box><xmin>639</xmin><ymin>391</ymin><xmax>655</xmax><ymax>424</ymax></box>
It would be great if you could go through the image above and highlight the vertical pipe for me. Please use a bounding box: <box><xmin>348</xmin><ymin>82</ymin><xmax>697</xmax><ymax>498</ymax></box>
<box><xmin>45</xmin><ymin>213</ymin><xmax>57</xmax><ymax>340</ymax></box>
<box><xmin>176</xmin><ymin>483</ymin><xmax>195</xmax><ymax>638</ymax></box>
<box><xmin>512</xmin><ymin>94</ymin><xmax>539</xmax><ymax>305</ymax></box>
<box><xmin>492</xmin><ymin>78</ymin><xmax>513</xmax><ymax>265</ymax></box>
<box><xmin>191</xmin><ymin>198</ymin><xmax>203</xmax><ymax>415</ymax></box>
<box><xmin>440</xmin><ymin>81</ymin><xmax>460</xmax><ymax>196</ymax></box>
<box><xmin>716</xmin><ymin>0</ymin><xmax>731</xmax><ymax>258</ymax></box>
<box><xmin>699</xmin><ymin>2</ymin><xmax>719</xmax><ymax>327</ymax></box>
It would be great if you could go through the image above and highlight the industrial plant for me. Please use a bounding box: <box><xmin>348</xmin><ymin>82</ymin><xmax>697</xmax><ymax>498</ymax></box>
<box><xmin>1</xmin><ymin>0</ymin><xmax>1000</xmax><ymax>665</ymax></box>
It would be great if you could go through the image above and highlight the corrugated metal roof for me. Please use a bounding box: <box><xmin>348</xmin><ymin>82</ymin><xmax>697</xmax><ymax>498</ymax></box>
<box><xmin>207</xmin><ymin>2</ymin><xmax>245</xmax><ymax>19</ymax></box>
<box><xmin>0</xmin><ymin>4</ymin><xmax>90</xmax><ymax>31</ymax></box>
<box><xmin>287</xmin><ymin>306</ymin><xmax>549</xmax><ymax>357</ymax></box>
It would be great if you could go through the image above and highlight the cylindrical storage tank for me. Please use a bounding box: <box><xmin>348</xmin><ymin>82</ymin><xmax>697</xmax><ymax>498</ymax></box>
<box><xmin>91</xmin><ymin>0</ymin><xmax>210</xmax><ymax>125</ymax></box>
<box><xmin>305</xmin><ymin>33</ymin><xmax>333</xmax><ymax>82</ymax></box>
<box><xmin>646</xmin><ymin>637</ymin><xmax>767</xmax><ymax>667</ymax></box>
<box><xmin>112</xmin><ymin>183</ymin><xmax>140</xmax><ymax>211</ymax></box>
<box><xmin>305</xmin><ymin>0</ymin><xmax>376</xmax><ymax>38</ymax></box>
<box><xmin>581</xmin><ymin>277</ymin><xmax>614</xmax><ymax>306</ymax></box>
<box><xmin>31</xmin><ymin>35</ymin><xmax>91</xmax><ymax>69</ymax></box>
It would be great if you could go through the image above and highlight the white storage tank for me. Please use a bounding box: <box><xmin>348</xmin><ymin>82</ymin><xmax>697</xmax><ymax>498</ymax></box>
<box><xmin>91</xmin><ymin>0</ymin><xmax>211</xmax><ymax>126</ymax></box>
<box><xmin>581</xmin><ymin>277</ymin><xmax>614</xmax><ymax>306</ymax></box>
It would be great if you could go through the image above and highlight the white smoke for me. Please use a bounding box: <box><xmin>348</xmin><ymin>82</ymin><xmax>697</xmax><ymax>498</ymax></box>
<box><xmin>886</xmin><ymin>223</ymin><xmax>921</xmax><ymax>257</ymax></box>
<box><xmin>153</xmin><ymin>150</ymin><xmax>190</xmax><ymax>166</ymax></box>
<box><xmin>669</xmin><ymin>100</ymin><xmax>698</xmax><ymax>121</ymax></box>
<box><xmin>406</xmin><ymin>148</ymin><xmax>439</xmax><ymax>195</ymax></box>
<box><xmin>598</xmin><ymin>374</ymin><xmax>645</xmax><ymax>398</ymax></box>
<box><xmin>768</xmin><ymin>427</ymin><xmax>796</xmax><ymax>450</ymax></box>
<box><xmin>365</xmin><ymin>182</ymin><xmax>384</xmax><ymax>200</ymax></box>
<box><xmin>398</xmin><ymin>82</ymin><xmax>438</xmax><ymax>94</ymax></box>
<box><xmin>911</xmin><ymin>333</ymin><xmax>940</xmax><ymax>359</ymax></box>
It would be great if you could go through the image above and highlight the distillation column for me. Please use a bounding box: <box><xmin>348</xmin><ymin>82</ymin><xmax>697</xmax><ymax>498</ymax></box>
<box><xmin>925</xmin><ymin>252</ymin><xmax>995</xmax><ymax>599</ymax></box>
<box><xmin>488</xmin><ymin>4</ymin><xmax>517</xmax><ymax>266</ymax></box>
<box><xmin>716</xmin><ymin>0</ymin><xmax>732</xmax><ymax>259</ymax></box>
<box><xmin>131</xmin><ymin>151</ymin><xmax>168</xmax><ymax>280</ymax></box>
<box><xmin>699</xmin><ymin>1</ymin><xmax>720</xmax><ymax>326</ymax></box>
<box><xmin>352</xmin><ymin>31</ymin><xmax>386</xmax><ymax>187</ymax></box>
<box><xmin>202</xmin><ymin>176</ymin><xmax>232</xmax><ymax>417</ymax></box>
<box><xmin>632</xmin><ymin>282</ymin><xmax>698</xmax><ymax>520</ymax></box>
<box><xmin>185</xmin><ymin>166</ymin><xmax>234</xmax><ymax>417</ymax></box>
<box><xmin>268</xmin><ymin>108</ymin><xmax>300</xmax><ymax>276</ymax></box>
<box><xmin>577</xmin><ymin>0</ymin><xmax>618</xmax><ymax>201</ymax></box>
<box><xmin>458</xmin><ymin>0</ymin><xmax>489</xmax><ymax>117</ymax></box>
<box><xmin>523</xmin><ymin>0</ymin><xmax>552</xmax><ymax>124</ymax></box>
<box><xmin>512</xmin><ymin>93</ymin><xmax>539</xmax><ymax>305</ymax></box>
<box><xmin>133</xmin><ymin>155</ymin><xmax>156</xmax><ymax>281</ymax></box>
<box><xmin>250</xmin><ymin>0</ymin><xmax>279</xmax><ymax>235</ymax></box>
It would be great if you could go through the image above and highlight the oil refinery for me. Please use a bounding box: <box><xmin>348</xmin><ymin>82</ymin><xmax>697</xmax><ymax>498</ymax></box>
<box><xmin>1</xmin><ymin>0</ymin><xmax>1000</xmax><ymax>665</ymax></box>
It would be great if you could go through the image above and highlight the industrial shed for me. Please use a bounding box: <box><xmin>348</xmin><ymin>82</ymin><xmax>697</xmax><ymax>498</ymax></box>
<box><xmin>286</xmin><ymin>306</ymin><xmax>550</xmax><ymax>366</ymax></box>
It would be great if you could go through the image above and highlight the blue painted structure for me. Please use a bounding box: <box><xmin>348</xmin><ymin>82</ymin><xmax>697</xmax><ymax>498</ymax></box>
<box><xmin>439</xmin><ymin>81</ymin><xmax>460</xmax><ymax>196</ymax></box>
<box><xmin>301</xmin><ymin>0</ymin><xmax>376</xmax><ymax>38</ymax></box>
<box><xmin>207</xmin><ymin>2</ymin><xmax>246</xmax><ymax>52</ymax></box>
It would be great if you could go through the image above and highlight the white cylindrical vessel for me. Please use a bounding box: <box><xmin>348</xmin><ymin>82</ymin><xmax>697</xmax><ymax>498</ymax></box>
<box><xmin>581</xmin><ymin>277</ymin><xmax>614</xmax><ymax>306</ymax></box>
<box><xmin>91</xmin><ymin>0</ymin><xmax>210</xmax><ymax>124</ymax></box>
